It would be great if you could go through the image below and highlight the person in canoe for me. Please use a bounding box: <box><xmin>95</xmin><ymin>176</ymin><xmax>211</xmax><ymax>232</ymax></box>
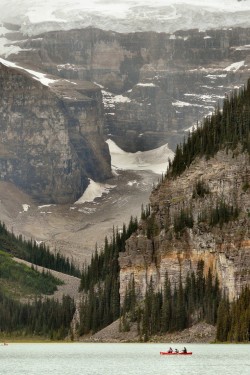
<box><xmin>181</xmin><ymin>347</ymin><xmax>187</xmax><ymax>353</ymax></box>
<box><xmin>174</xmin><ymin>348</ymin><xmax>179</xmax><ymax>353</ymax></box>
<box><xmin>167</xmin><ymin>347</ymin><xmax>173</xmax><ymax>353</ymax></box>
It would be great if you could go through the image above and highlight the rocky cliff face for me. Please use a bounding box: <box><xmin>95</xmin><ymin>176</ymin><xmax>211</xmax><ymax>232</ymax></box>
<box><xmin>119</xmin><ymin>150</ymin><xmax>250</xmax><ymax>302</ymax></box>
<box><xmin>13</xmin><ymin>26</ymin><xmax>250</xmax><ymax>151</ymax></box>
<box><xmin>0</xmin><ymin>63</ymin><xmax>111</xmax><ymax>203</ymax></box>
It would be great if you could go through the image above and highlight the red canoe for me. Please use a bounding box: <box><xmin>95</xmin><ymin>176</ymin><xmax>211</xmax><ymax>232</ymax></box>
<box><xmin>160</xmin><ymin>351</ymin><xmax>192</xmax><ymax>355</ymax></box>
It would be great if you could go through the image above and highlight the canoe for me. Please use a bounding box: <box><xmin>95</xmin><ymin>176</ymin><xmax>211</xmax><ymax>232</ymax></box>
<box><xmin>160</xmin><ymin>351</ymin><xmax>192</xmax><ymax>355</ymax></box>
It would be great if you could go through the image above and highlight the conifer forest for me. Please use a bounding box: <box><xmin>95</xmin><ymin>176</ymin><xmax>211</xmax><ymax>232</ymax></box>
<box><xmin>1</xmin><ymin>80</ymin><xmax>250</xmax><ymax>341</ymax></box>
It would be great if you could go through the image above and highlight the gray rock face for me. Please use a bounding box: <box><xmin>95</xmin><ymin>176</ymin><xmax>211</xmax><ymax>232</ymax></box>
<box><xmin>119</xmin><ymin>150</ymin><xmax>250</xmax><ymax>303</ymax></box>
<box><xmin>0</xmin><ymin>64</ymin><xmax>111</xmax><ymax>203</ymax></box>
<box><xmin>2</xmin><ymin>25</ymin><xmax>250</xmax><ymax>202</ymax></box>
<box><xmin>13</xmin><ymin>26</ymin><xmax>250</xmax><ymax>151</ymax></box>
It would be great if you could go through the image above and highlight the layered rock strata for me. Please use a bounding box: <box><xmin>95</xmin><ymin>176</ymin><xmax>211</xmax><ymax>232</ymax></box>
<box><xmin>13</xmin><ymin>26</ymin><xmax>250</xmax><ymax>151</ymax></box>
<box><xmin>119</xmin><ymin>150</ymin><xmax>250</xmax><ymax>302</ymax></box>
<box><xmin>0</xmin><ymin>63</ymin><xmax>111</xmax><ymax>203</ymax></box>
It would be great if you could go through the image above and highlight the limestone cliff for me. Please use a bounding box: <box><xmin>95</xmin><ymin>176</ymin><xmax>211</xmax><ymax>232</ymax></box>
<box><xmin>119</xmin><ymin>150</ymin><xmax>250</xmax><ymax>302</ymax></box>
<box><xmin>13</xmin><ymin>26</ymin><xmax>250</xmax><ymax>151</ymax></box>
<box><xmin>0</xmin><ymin>63</ymin><xmax>111</xmax><ymax>203</ymax></box>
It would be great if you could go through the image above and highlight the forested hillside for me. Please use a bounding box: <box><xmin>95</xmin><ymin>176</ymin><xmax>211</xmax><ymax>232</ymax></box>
<box><xmin>168</xmin><ymin>80</ymin><xmax>250</xmax><ymax>177</ymax></box>
<box><xmin>0</xmin><ymin>223</ymin><xmax>76</xmax><ymax>339</ymax></box>
<box><xmin>78</xmin><ymin>217</ymin><xmax>138</xmax><ymax>335</ymax></box>
<box><xmin>0</xmin><ymin>221</ymin><xmax>81</xmax><ymax>277</ymax></box>
<box><xmin>77</xmin><ymin>81</ymin><xmax>250</xmax><ymax>342</ymax></box>
<box><xmin>1</xmin><ymin>78</ymin><xmax>249</xmax><ymax>341</ymax></box>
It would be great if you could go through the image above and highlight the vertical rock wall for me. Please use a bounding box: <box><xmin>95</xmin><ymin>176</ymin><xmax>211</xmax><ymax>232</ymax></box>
<box><xmin>0</xmin><ymin>64</ymin><xmax>111</xmax><ymax>203</ymax></box>
<box><xmin>119</xmin><ymin>151</ymin><xmax>250</xmax><ymax>302</ymax></box>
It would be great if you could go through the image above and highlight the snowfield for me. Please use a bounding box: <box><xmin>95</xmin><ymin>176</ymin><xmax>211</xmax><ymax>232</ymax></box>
<box><xmin>74</xmin><ymin>179</ymin><xmax>116</xmax><ymax>204</ymax></box>
<box><xmin>0</xmin><ymin>0</ymin><xmax>249</xmax><ymax>37</ymax></box>
<box><xmin>106</xmin><ymin>139</ymin><xmax>174</xmax><ymax>175</ymax></box>
<box><xmin>74</xmin><ymin>139</ymin><xmax>174</xmax><ymax>205</ymax></box>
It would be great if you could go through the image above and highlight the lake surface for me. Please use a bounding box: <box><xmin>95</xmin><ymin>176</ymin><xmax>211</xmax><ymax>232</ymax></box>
<box><xmin>0</xmin><ymin>343</ymin><xmax>249</xmax><ymax>375</ymax></box>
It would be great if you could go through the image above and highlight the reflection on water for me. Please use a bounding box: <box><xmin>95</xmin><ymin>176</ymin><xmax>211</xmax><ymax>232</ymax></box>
<box><xmin>1</xmin><ymin>343</ymin><xmax>249</xmax><ymax>375</ymax></box>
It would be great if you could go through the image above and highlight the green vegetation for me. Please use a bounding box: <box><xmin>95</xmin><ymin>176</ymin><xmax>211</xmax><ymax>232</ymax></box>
<box><xmin>0</xmin><ymin>221</ymin><xmax>81</xmax><ymax>277</ymax></box>
<box><xmin>0</xmin><ymin>250</ymin><xmax>62</xmax><ymax>298</ymax></box>
<box><xmin>192</xmin><ymin>180</ymin><xmax>210</xmax><ymax>198</ymax></box>
<box><xmin>120</xmin><ymin>260</ymin><xmax>221</xmax><ymax>340</ymax></box>
<box><xmin>78</xmin><ymin>217</ymin><xmax>138</xmax><ymax>335</ymax></box>
<box><xmin>174</xmin><ymin>208</ymin><xmax>194</xmax><ymax>233</ymax></box>
<box><xmin>0</xmin><ymin>290</ymin><xmax>75</xmax><ymax>340</ymax></box>
<box><xmin>167</xmin><ymin>79</ymin><xmax>250</xmax><ymax>178</ymax></box>
<box><xmin>141</xmin><ymin>204</ymin><xmax>151</xmax><ymax>220</ymax></box>
<box><xmin>216</xmin><ymin>286</ymin><xmax>250</xmax><ymax>342</ymax></box>
<box><xmin>209</xmin><ymin>200</ymin><xmax>239</xmax><ymax>228</ymax></box>
<box><xmin>0</xmin><ymin>224</ymin><xmax>75</xmax><ymax>340</ymax></box>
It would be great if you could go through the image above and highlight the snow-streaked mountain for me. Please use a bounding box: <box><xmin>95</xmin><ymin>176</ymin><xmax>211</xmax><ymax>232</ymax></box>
<box><xmin>0</xmin><ymin>0</ymin><xmax>250</xmax><ymax>36</ymax></box>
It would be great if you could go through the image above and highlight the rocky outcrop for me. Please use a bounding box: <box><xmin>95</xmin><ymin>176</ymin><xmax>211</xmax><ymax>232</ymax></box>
<box><xmin>0</xmin><ymin>63</ymin><xmax>111</xmax><ymax>203</ymax></box>
<box><xmin>119</xmin><ymin>150</ymin><xmax>250</xmax><ymax>302</ymax></box>
<box><xmin>13</xmin><ymin>26</ymin><xmax>250</xmax><ymax>151</ymax></box>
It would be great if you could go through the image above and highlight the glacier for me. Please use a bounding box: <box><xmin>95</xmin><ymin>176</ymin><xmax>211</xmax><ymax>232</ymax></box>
<box><xmin>0</xmin><ymin>0</ymin><xmax>250</xmax><ymax>36</ymax></box>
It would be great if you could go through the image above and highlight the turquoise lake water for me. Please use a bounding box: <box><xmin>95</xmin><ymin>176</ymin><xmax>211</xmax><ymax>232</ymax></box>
<box><xmin>0</xmin><ymin>343</ymin><xmax>249</xmax><ymax>375</ymax></box>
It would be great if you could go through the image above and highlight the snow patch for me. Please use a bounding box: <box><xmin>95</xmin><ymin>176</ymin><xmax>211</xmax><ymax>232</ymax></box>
<box><xmin>113</xmin><ymin>95</ymin><xmax>131</xmax><ymax>103</ymax></box>
<box><xmin>78</xmin><ymin>207</ymin><xmax>97</xmax><ymax>214</ymax></box>
<box><xmin>93</xmin><ymin>81</ymin><xmax>104</xmax><ymax>89</ymax></box>
<box><xmin>172</xmin><ymin>100</ymin><xmax>206</xmax><ymax>108</ymax></box>
<box><xmin>184</xmin><ymin>93</ymin><xmax>224</xmax><ymax>102</ymax></box>
<box><xmin>0</xmin><ymin>38</ymin><xmax>27</xmax><ymax>57</ymax></box>
<box><xmin>136</xmin><ymin>83</ymin><xmax>157</xmax><ymax>87</ymax></box>
<box><xmin>206</xmin><ymin>74</ymin><xmax>227</xmax><ymax>79</ymax></box>
<box><xmin>102</xmin><ymin>90</ymin><xmax>131</xmax><ymax>109</ymax></box>
<box><xmin>64</xmin><ymin>79</ymin><xmax>77</xmax><ymax>85</ymax></box>
<box><xmin>0</xmin><ymin>57</ymin><xmax>57</xmax><ymax>86</ymax></box>
<box><xmin>127</xmin><ymin>180</ymin><xmax>138</xmax><ymax>186</ymax></box>
<box><xmin>38</xmin><ymin>204</ymin><xmax>54</xmax><ymax>209</ymax></box>
<box><xmin>22</xmin><ymin>204</ymin><xmax>30</xmax><ymax>212</ymax></box>
<box><xmin>224</xmin><ymin>60</ymin><xmax>245</xmax><ymax>72</ymax></box>
<box><xmin>235</xmin><ymin>45</ymin><xmax>250</xmax><ymax>51</ymax></box>
<box><xmin>57</xmin><ymin>63</ymin><xmax>80</xmax><ymax>72</ymax></box>
<box><xmin>106</xmin><ymin>139</ymin><xmax>174</xmax><ymax>175</ymax></box>
<box><xmin>74</xmin><ymin>179</ymin><xmax>116</xmax><ymax>204</ymax></box>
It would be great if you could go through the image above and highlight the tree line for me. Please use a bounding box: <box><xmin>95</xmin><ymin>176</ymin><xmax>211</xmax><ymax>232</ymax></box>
<box><xmin>167</xmin><ymin>79</ymin><xmax>250</xmax><ymax>178</ymax></box>
<box><xmin>0</xmin><ymin>289</ymin><xmax>75</xmax><ymax>339</ymax></box>
<box><xmin>0</xmin><ymin>221</ymin><xmax>81</xmax><ymax>277</ymax></box>
<box><xmin>78</xmin><ymin>216</ymin><xmax>138</xmax><ymax>335</ymax></box>
<box><xmin>217</xmin><ymin>286</ymin><xmax>250</xmax><ymax>342</ymax></box>
<box><xmin>0</xmin><ymin>249</ymin><xmax>62</xmax><ymax>297</ymax></box>
<box><xmin>121</xmin><ymin>260</ymin><xmax>221</xmax><ymax>340</ymax></box>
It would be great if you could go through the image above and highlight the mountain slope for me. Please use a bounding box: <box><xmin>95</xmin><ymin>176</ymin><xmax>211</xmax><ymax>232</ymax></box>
<box><xmin>120</xmin><ymin>82</ymin><xmax>250</xmax><ymax>302</ymax></box>
<box><xmin>75</xmin><ymin>80</ymin><xmax>250</xmax><ymax>341</ymax></box>
<box><xmin>0</xmin><ymin>223</ymin><xmax>77</xmax><ymax>339</ymax></box>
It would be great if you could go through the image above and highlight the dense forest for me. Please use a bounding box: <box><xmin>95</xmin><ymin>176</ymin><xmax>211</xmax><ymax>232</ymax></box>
<box><xmin>0</xmin><ymin>290</ymin><xmax>75</xmax><ymax>339</ymax></box>
<box><xmin>217</xmin><ymin>287</ymin><xmax>250</xmax><ymax>342</ymax></box>
<box><xmin>78</xmin><ymin>217</ymin><xmax>138</xmax><ymax>335</ymax></box>
<box><xmin>0</xmin><ymin>221</ymin><xmax>81</xmax><ymax>277</ymax></box>
<box><xmin>120</xmin><ymin>261</ymin><xmax>220</xmax><ymax>340</ymax></box>
<box><xmin>0</xmin><ymin>223</ymin><xmax>77</xmax><ymax>339</ymax></box>
<box><xmin>77</xmin><ymin>81</ymin><xmax>250</xmax><ymax>342</ymax></box>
